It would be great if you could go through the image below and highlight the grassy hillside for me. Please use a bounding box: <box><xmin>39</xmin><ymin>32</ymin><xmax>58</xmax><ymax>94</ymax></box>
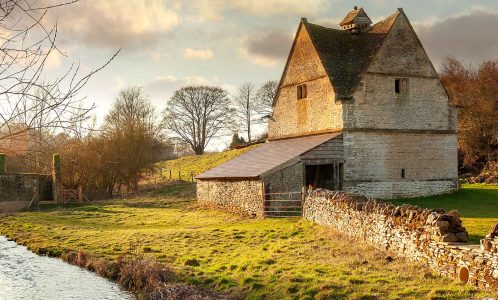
<box><xmin>154</xmin><ymin>145</ymin><xmax>260</xmax><ymax>182</ymax></box>
<box><xmin>390</xmin><ymin>184</ymin><xmax>498</xmax><ymax>243</ymax></box>
<box><xmin>0</xmin><ymin>184</ymin><xmax>489</xmax><ymax>300</ymax></box>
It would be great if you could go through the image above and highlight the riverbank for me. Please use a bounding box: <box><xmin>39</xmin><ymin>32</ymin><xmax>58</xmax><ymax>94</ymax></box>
<box><xmin>0</xmin><ymin>182</ymin><xmax>495</xmax><ymax>299</ymax></box>
<box><xmin>0</xmin><ymin>236</ymin><xmax>133</xmax><ymax>300</ymax></box>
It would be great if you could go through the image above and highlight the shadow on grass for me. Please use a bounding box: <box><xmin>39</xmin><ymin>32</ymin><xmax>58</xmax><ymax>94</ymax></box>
<box><xmin>32</xmin><ymin>182</ymin><xmax>197</xmax><ymax>212</ymax></box>
<box><xmin>389</xmin><ymin>185</ymin><xmax>498</xmax><ymax>218</ymax></box>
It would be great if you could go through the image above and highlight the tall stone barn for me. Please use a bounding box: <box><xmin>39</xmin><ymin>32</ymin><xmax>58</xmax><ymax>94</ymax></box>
<box><xmin>196</xmin><ymin>7</ymin><xmax>458</xmax><ymax>217</ymax></box>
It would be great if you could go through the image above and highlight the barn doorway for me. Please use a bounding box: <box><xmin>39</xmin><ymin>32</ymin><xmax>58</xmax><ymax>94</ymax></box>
<box><xmin>305</xmin><ymin>163</ymin><xmax>343</xmax><ymax>190</ymax></box>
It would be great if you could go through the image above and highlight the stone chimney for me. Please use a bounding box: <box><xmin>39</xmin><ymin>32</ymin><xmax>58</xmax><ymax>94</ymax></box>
<box><xmin>339</xmin><ymin>6</ymin><xmax>373</xmax><ymax>33</ymax></box>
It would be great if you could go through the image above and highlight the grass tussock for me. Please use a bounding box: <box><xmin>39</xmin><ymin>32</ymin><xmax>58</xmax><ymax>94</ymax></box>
<box><xmin>61</xmin><ymin>249</ymin><xmax>230</xmax><ymax>300</ymax></box>
<box><xmin>0</xmin><ymin>182</ymin><xmax>496</xmax><ymax>299</ymax></box>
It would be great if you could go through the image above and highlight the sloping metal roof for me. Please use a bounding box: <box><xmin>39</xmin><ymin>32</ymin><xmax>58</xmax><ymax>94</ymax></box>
<box><xmin>196</xmin><ymin>133</ymin><xmax>341</xmax><ymax>180</ymax></box>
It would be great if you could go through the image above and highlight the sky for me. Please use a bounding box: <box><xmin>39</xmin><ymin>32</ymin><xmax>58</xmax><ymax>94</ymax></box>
<box><xmin>42</xmin><ymin>0</ymin><xmax>498</xmax><ymax>149</ymax></box>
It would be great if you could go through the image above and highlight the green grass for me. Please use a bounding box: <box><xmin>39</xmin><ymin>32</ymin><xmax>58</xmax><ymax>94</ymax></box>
<box><xmin>390</xmin><ymin>183</ymin><xmax>498</xmax><ymax>243</ymax></box>
<box><xmin>153</xmin><ymin>145</ymin><xmax>260</xmax><ymax>182</ymax></box>
<box><xmin>0</xmin><ymin>183</ymin><xmax>492</xmax><ymax>300</ymax></box>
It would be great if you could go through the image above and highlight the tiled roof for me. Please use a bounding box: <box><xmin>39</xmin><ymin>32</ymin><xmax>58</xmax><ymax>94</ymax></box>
<box><xmin>196</xmin><ymin>133</ymin><xmax>341</xmax><ymax>179</ymax></box>
<box><xmin>306</xmin><ymin>11</ymin><xmax>399</xmax><ymax>99</ymax></box>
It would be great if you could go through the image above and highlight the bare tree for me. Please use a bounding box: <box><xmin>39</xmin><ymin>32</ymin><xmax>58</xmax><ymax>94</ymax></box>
<box><xmin>103</xmin><ymin>87</ymin><xmax>164</xmax><ymax>191</ymax></box>
<box><xmin>234</xmin><ymin>82</ymin><xmax>257</xmax><ymax>142</ymax></box>
<box><xmin>255</xmin><ymin>80</ymin><xmax>278</xmax><ymax>119</ymax></box>
<box><xmin>163</xmin><ymin>86</ymin><xmax>234</xmax><ymax>155</ymax></box>
<box><xmin>0</xmin><ymin>0</ymin><xmax>118</xmax><ymax>165</ymax></box>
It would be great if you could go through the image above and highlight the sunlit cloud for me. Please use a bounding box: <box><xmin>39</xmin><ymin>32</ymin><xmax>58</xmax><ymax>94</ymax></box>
<box><xmin>183</xmin><ymin>48</ymin><xmax>214</xmax><ymax>60</ymax></box>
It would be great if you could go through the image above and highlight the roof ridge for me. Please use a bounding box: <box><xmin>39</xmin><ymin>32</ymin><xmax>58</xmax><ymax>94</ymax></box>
<box><xmin>304</xmin><ymin>10</ymin><xmax>400</xmax><ymax>100</ymax></box>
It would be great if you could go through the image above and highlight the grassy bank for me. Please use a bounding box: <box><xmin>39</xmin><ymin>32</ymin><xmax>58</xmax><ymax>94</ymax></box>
<box><xmin>0</xmin><ymin>183</ymin><xmax>493</xmax><ymax>299</ymax></box>
<box><xmin>390</xmin><ymin>184</ymin><xmax>498</xmax><ymax>243</ymax></box>
<box><xmin>153</xmin><ymin>145</ymin><xmax>260</xmax><ymax>182</ymax></box>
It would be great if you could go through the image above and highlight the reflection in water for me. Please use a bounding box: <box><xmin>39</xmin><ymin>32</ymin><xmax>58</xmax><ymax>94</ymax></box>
<box><xmin>0</xmin><ymin>236</ymin><xmax>133</xmax><ymax>300</ymax></box>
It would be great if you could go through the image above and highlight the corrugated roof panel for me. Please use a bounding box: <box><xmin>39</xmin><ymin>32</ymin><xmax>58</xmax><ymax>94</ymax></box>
<box><xmin>196</xmin><ymin>133</ymin><xmax>341</xmax><ymax>179</ymax></box>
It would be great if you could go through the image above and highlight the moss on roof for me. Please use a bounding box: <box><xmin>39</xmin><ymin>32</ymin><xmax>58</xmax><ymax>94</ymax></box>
<box><xmin>304</xmin><ymin>11</ymin><xmax>399</xmax><ymax>99</ymax></box>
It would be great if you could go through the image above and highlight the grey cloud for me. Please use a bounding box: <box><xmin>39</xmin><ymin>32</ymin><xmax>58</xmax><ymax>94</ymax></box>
<box><xmin>52</xmin><ymin>0</ymin><xmax>180</xmax><ymax>51</ymax></box>
<box><xmin>416</xmin><ymin>10</ymin><xmax>498</xmax><ymax>68</ymax></box>
<box><xmin>247</xmin><ymin>31</ymin><xmax>293</xmax><ymax>60</ymax></box>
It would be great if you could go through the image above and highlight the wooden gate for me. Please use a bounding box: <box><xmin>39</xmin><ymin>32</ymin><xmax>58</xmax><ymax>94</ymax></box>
<box><xmin>263</xmin><ymin>190</ymin><xmax>303</xmax><ymax>218</ymax></box>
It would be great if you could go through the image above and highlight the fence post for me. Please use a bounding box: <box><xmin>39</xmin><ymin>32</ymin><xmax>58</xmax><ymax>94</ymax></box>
<box><xmin>191</xmin><ymin>171</ymin><xmax>194</xmax><ymax>182</ymax></box>
<box><xmin>0</xmin><ymin>153</ymin><xmax>5</xmax><ymax>174</ymax></box>
<box><xmin>169</xmin><ymin>169</ymin><xmax>172</xmax><ymax>180</ymax></box>
<box><xmin>160</xmin><ymin>168</ymin><xmax>163</xmax><ymax>178</ymax></box>
<box><xmin>78</xmin><ymin>186</ymin><xmax>83</xmax><ymax>203</ymax></box>
<box><xmin>178</xmin><ymin>170</ymin><xmax>181</xmax><ymax>181</ymax></box>
<box><xmin>52</xmin><ymin>154</ymin><xmax>63</xmax><ymax>204</ymax></box>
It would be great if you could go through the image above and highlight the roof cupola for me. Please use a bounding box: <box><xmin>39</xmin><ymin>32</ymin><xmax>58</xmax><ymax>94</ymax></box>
<box><xmin>340</xmin><ymin>6</ymin><xmax>372</xmax><ymax>33</ymax></box>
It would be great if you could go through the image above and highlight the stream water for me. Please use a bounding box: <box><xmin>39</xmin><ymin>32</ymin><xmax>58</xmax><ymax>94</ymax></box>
<box><xmin>0</xmin><ymin>236</ymin><xmax>134</xmax><ymax>300</ymax></box>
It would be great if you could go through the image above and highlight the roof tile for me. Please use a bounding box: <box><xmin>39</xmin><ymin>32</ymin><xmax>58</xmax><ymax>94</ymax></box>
<box><xmin>196</xmin><ymin>133</ymin><xmax>341</xmax><ymax>179</ymax></box>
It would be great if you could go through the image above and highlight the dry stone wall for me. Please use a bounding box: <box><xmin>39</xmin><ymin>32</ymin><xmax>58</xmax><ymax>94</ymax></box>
<box><xmin>0</xmin><ymin>174</ymin><xmax>41</xmax><ymax>213</ymax></box>
<box><xmin>303</xmin><ymin>189</ymin><xmax>498</xmax><ymax>291</ymax></box>
<box><xmin>196</xmin><ymin>179</ymin><xmax>263</xmax><ymax>217</ymax></box>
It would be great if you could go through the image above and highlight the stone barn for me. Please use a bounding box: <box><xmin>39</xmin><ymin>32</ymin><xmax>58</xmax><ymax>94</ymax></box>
<box><xmin>196</xmin><ymin>7</ymin><xmax>458</xmax><ymax>217</ymax></box>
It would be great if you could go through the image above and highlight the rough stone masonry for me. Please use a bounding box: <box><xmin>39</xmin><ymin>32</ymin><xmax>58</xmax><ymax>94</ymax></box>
<box><xmin>303</xmin><ymin>189</ymin><xmax>498</xmax><ymax>291</ymax></box>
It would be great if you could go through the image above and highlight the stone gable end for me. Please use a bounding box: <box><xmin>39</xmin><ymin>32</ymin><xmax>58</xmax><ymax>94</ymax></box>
<box><xmin>269</xmin><ymin>23</ymin><xmax>342</xmax><ymax>140</ymax></box>
<box><xmin>367</xmin><ymin>12</ymin><xmax>438</xmax><ymax>78</ymax></box>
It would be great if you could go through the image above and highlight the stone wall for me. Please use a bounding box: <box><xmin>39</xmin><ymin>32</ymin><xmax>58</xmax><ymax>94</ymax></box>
<box><xmin>268</xmin><ymin>23</ymin><xmax>342</xmax><ymax>140</ymax></box>
<box><xmin>262</xmin><ymin>162</ymin><xmax>303</xmax><ymax>194</ymax></box>
<box><xmin>0</xmin><ymin>173</ymin><xmax>40</xmax><ymax>213</ymax></box>
<box><xmin>347</xmin><ymin>74</ymin><xmax>456</xmax><ymax>131</ymax></box>
<box><xmin>343</xmin><ymin>131</ymin><xmax>458</xmax><ymax>198</ymax></box>
<box><xmin>196</xmin><ymin>179</ymin><xmax>263</xmax><ymax>217</ymax></box>
<box><xmin>303</xmin><ymin>189</ymin><xmax>498</xmax><ymax>291</ymax></box>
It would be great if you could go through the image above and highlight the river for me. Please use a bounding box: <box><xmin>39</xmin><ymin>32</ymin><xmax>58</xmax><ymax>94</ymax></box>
<box><xmin>0</xmin><ymin>236</ymin><xmax>134</xmax><ymax>300</ymax></box>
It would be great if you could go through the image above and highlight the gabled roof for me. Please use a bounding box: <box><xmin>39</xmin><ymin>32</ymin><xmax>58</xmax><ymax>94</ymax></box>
<box><xmin>304</xmin><ymin>11</ymin><xmax>399</xmax><ymax>100</ymax></box>
<box><xmin>339</xmin><ymin>7</ymin><xmax>372</xmax><ymax>26</ymax></box>
<box><xmin>196</xmin><ymin>133</ymin><xmax>341</xmax><ymax>180</ymax></box>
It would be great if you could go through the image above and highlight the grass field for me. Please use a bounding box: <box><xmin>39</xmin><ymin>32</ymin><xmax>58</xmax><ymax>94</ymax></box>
<box><xmin>0</xmin><ymin>182</ymin><xmax>492</xmax><ymax>299</ymax></box>
<box><xmin>153</xmin><ymin>145</ymin><xmax>260</xmax><ymax>182</ymax></box>
<box><xmin>390</xmin><ymin>184</ymin><xmax>498</xmax><ymax>243</ymax></box>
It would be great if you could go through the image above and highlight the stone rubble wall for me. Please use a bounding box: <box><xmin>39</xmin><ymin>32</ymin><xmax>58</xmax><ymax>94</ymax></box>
<box><xmin>0</xmin><ymin>174</ymin><xmax>40</xmax><ymax>202</ymax></box>
<box><xmin>261</xmin><ymin>163</ymin><xmax>303</xmax><ymax>194</ymax></box>
<box><xmin>303</xmin><ymin>189</ymin><xmax>498</xmax><ymax>291</ymax></box>
<box><xmin>196</xmin><ymin>179</ymin><xmax>263</xmax><ymax>217</ymax></box>
<box><xmin>0</xmin><ymin>173</ymin><xmax>41</xmax><ymax>213</ymax></box>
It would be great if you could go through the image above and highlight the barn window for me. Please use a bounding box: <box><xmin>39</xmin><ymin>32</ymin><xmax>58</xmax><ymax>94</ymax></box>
<box><xmin>297</xmin><ymin>84</ymin><xmax>307</xmax><ymax>100</ymax></box>
<box><xmin>395</xmin><ymin>78</ymin><xmax>409</xmax><ymax>95</ymax></box>
<box><xmin>401</xmin><ymin>169</ymin><xmax>406</xmax><ymax>179</ymax></box>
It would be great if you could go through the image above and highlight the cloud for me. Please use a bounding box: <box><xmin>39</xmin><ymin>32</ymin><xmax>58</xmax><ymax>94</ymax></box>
<box><xmin>52</xmin><ymin>0</ymin><xmax>180</xmax><ymax>49</ymax></box>
<box><xmin>188</xmin><ymin>0</ymin><xmax>328</xmax><ymax>22</ymax></box>
<box><xmin>239</xmin><ymin>30</ymin><xmax>293</xmax><ymax>66</ymax></box>
<box><xmin>183</xmin><ymin>48</ymin><xmax>214</xmax><ymax>60</ymax></box>
<box><xmin>415</xmin><ymin>8</ymin><xmax>498</xmax><ymax>68</ymax></box>
<box><xmin>144</xmin><ymin>75</ymin><xmax>236</xmax><ymax>105</ymax></box>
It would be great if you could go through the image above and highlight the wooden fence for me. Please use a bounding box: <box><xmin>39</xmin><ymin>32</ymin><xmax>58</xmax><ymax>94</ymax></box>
<box><xmin>158</xmin><ymin>168</ymin><xmax>196</xmax><ymax>182</ymax></box>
